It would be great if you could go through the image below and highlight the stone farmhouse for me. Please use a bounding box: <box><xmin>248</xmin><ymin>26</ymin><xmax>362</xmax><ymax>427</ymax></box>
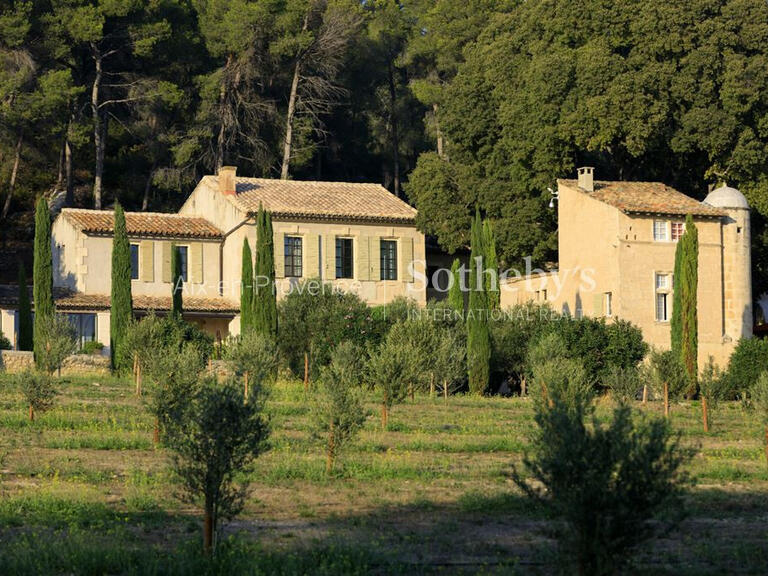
<box><xmin>0</xmin><ymin>168</ymin><xmax>426</xmax><ymax>355</ymax></box>
<box><xmin>501</xmin><ymin>168</ymin><xmax>752</xmax><ymax>367</ymax></box>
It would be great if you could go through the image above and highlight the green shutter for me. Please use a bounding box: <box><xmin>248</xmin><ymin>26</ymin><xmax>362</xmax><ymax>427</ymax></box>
<box><xmin>161</xmin><ymin>242</ymin><xmax>172</xmax><ymax>283</ymax></box>
<box><xmin>139</xmin><ymin>241</ymin><xmax>154</xmax><ymax>282</ymax></box>
<box><xmin>190</xmin><ymin>243</ymin><xmax>203</xmax><ymax>284</ymax></box>
<box><xmin>274</xmin><ymin>233</ymin><xmax>285</xmax><ymax>279</ymax></box>
<box><xmin>401</xmin><ymin>237</ymin><xmax>414</xmax><ymax>282</ymax></box>
<box><xmin>370</xmin><ymin>237</ymin><xmax>380</xmax><ymax>281</ymax></box>
<box><xmin>357</xmin><ymin>236</ymin><xmax>370</xmax><ymax>281</ymax></box>
<box><xmin>324</xmin><ymin>235</ymin><xmax>336</xmax><ymax>280</ymax></box>
<box><xmin>592</xmin><ymin>293</ymin><xmax>603</xmax><ymax>316</ymax></box>
<box><xmin>305</xmin><ymin>234</ymin><xmax>319</xmax><ymax>278</ymax></box>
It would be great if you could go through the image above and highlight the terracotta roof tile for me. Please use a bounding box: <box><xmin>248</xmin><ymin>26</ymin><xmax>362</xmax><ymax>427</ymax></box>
<box><xmin>62</xmin><ymin>209</ymin><xmax>223</xmax><ymax>239</ymax></box>
<box><xmin>0</xmin><ymin>285</ymin><xmax>237</xmax><ymax>314</ymax></box>
<box><xmin>199</xmin><ymin>176</ymin><xmax>417</xmax><ymax>224</ymax></box>
<box><xmin>559</xmin><ymin>179</ymin><xmax>726</xmax><ymax>218</ymax></box>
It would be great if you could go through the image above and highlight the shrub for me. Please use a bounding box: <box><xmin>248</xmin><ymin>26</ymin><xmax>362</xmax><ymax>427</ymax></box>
<box><xmin>35</xmin><ymin>315</ymin><xmax>78</xmax><ymax>375</ymax></box>
<box><xmin>514</xmin><ymin>364</ymin><xmax>691</xmax><ymax>575</ymax></box>
<box><xmin>16</xmin><ymin>370</ymin><xmax>56</xmax><ymax>421</ymax></box>
<box><xmin>164</xmin><ymin>376</ymin><xmax>269</xmax><ymax>553</ymax></box>
<box><xmin>278</xmin><ymin>283</ymin><xmax>377</xmax><ymax>381</ymax></box>
<box><xmin>431</xmin><ymin>324</ymin><xmax>466</xmax><ymax>397</ymax></box>
<box><xmin>723</xmin><ymin>338</ymin><xmax>768</xmax><ymax>400</ymax></box>
<box><xmin>79</xmin><ymin>341</ymin><xmax>104</xmax><ymax>355</ymax></box>
<box><xmin>603</xmin><ymin>365</ymin><xmax>642</xmax><ymax>405</ymax></box>
<box><xmin>311</xmin><ymin>342</ymin><xmax>368</xmax><ymax>474</ymax></box>
<box><xmin>224</xmin><ymin>332</ymin><xmax>278</xmax><ymax>399</ymax></box>
<box><xmin>370</xmin><ymin>296</ymin><xmax>420</xmax><ymax>335</ymax></box>
<box><xmin>699</xmin><ymin>357</ymin><xmax>726</xmax><ymax>432</ymax></box>
<box><xmin>489</xmin><ymin>303</ymin><xmax>550</xmax><ymax>392</ymax></box>
<box><xmin>750</xmin><ymin>372</ymin><xmax>768</xmax><ymax>465</ymax></box>
<box><xmin>648</xmin><ymin>349</ymin><xmax>687</xmax><ymax>416</ymax></box>
<box><xmin>0</xmin><ymin>331</ymin><xmax>10</xmax><ymax>350</ymax></box>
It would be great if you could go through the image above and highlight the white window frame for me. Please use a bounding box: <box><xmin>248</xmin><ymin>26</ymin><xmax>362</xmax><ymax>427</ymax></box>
<box><xmin>604</xmin><ymin>292</ymin><xmax>612</xmax><ymax>317</ymax></box>
<box><xmin>653</xmin><ymin>220</ymin><xmax>670</xmax><ymax>242</ymax></box>
<box><xmin>654</xmin><ymin>272</ymin><xmax>672</xmax><ymax>322</ymax></box>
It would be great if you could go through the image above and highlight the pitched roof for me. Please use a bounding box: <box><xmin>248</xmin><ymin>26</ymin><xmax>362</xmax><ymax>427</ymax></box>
<box><xmin>61</xmin><ymin>209</ymin><xmax>223</xmax><ymax>239</ymax></box>
<box><xmin>0</xmin><ymin>285</ymin><xmax>238</xmax><ymax>314</ymax></box>
<box><xmin>198</xmin><ymin>176</ymin><xmax>418</xmax><ymax>224</ymax></box>
<box><xmin>559</xmin><ymin>179</ymin><xmax>726</xmax><ymax>218</ymax></box>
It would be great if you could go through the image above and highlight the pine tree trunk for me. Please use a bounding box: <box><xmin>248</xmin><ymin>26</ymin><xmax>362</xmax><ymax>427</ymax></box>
<box><xmin>702</xmin><ymin>395</ymin><xmax>709</xmax><ymax>432</ymax></box>
<box><xmin>304</xmin><ymin>352</ymin><xmax>309</xmax><ymax>392</ymax></box>
<box><xmin>664</xmin><ymin>382</ymin><xmax>670</xmax><ymax>419</ymax></box>
<box><xmin>65</xmin><ymin>113</ymin><xmax>74</xmax><ymax>207</ymax></box>
<box><xmin>141</xmin><ymin>164</ymin><xmax>156</xmax><ymax>211</ymax></box>
<box><xmin>281</xmin><ymin>13</ymin><xmax>309</xmax><ymax>180</ymax></box>
<box><xmin>387</xmin><ymin>60</ymin><xmax>400</xmax><ymax>198</ymax></box>
<box><xmin>1</xmin><ymin>130</ymin><xmax>23</xmax><ymax>220</ymax></box>
<box><xmin>91</xmin><ymin>45</ymin><xmax>104</xmax><ymax>209</ymax></box>
<box><xmin>56</xmin><ymin>138</ymin><xmax>65</xmax><ymax>191</ymax></box>
<box><xmin>203</xmin><ymin>497</ymin><xmax>214</xmax><ymax>554</ymax></box>
<box><xmin>433</xmin><ymin>103</ymin><xmax>444</xmax><ymax>158</ymax></box>
<box><xmin>216</xmin><ymin>54</ymin><xmax>234</xmax><ymax>171</ymax></box>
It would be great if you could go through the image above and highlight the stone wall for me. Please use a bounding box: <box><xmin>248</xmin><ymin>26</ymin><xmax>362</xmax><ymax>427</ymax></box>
<box><xmin>0</xmin><ymin>350</ymin><xmax>110</xmax><ymax>375</ymax></box>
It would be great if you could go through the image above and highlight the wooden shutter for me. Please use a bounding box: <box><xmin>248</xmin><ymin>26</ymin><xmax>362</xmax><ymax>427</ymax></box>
<box><xmin>161</xmin><ymin>242</ymin><xmax>172</xmax><ymax>283</ymax></box>
<box><xmin>274</xmin><ymin>233</ymin><xmax>285</xmax><ymax>279</ymax></box>
<box><xmin>592</xmin><ymin>293</ymin><xmax>604</xmax><ymax>316</ymax></box>
<box><xmin>324</xmin><ymin>235</ymin><xmax>336</xmax><ymax>280</ymax></box>
<box><xmin>190</xmin><ymin>243</ymin><xmax>203</xmax><ymax>284</ymax></box>
<box><xmin>370</xmin><ymin>237</ymin><xmax>380</xmax><ymax>281</ymax></box>
<box><xmin>401</xmin><ymin>237</ymin><xmax>414</xmax><ymax>282</ymax></box>
<box><xmin>357</xmin><ymin>236</ymin><xmax>370</xmax><ymax>281</ymax></box>
<box><xmin>305</xmin><ymin>234</ymin><xmax>319</xmax><ymax>278</ymax></box>
<box><xmin>139</xmin><ymin>241</ymin><xmax>154</xmax><ymax>282</ymax></box>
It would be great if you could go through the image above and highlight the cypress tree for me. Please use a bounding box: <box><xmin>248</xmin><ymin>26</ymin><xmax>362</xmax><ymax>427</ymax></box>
<box><xmin>17</xmin><ymin>263</ymin><xmax>33</xmax><ymax>351</ymax></box>
<box><xmin>447</xmin><ymin>258</ymin><xmax>464</xmax><ymax>313</ymax></box>
<box><xmin>679</xmin><ymin>214</ymin><xmax>699</xmax><ymax>397</ymax></box>
<box><xmin>670</xmin><ymin>234</ymin><xmax>684</xmax><ymax>355</ymax></box>
<box><xmin>240</xmin><ymin>238</ymin><xmax>254</xmax><ymax>333</ymax></box>
<box><xmin>110</xmin><ymin>203</ymin><xmax>133</xmax><ymax>368</ymax></box>
<box><xmin>467</xmin><ymin>209</ymin><xmax>490</xmax><ymax>395</ymax></box>
<box><xmin>171</xmin><ymin>243</ymin><xmax>183</xmax><ymax>317</ymax></box>
<box><xmin>254</xmin><ymin>204</ymin><xmax>277</xmax><ymax>337</ymax></box>
<box><xmin>33</xmin><ymin>196</ymin><xmax>54</xmax><ymax>365</ymax></box>
<box><xmin>483</xmin><ymin>219</ymin><xmax>500</xmax><ymax>310</ymax></box>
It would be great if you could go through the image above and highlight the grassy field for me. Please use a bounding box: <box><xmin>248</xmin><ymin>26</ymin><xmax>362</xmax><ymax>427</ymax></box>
<box><xmin>0</xmin><ymin>374</ymin><xmax>767</xmax><ymax>574</ymax></box>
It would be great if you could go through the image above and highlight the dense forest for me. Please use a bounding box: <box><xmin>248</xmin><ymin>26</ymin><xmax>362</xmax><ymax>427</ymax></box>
<box><xmin>2</xmin><ymin>0</ymin><xmax>768</xmax><ymax>291</ymax></box>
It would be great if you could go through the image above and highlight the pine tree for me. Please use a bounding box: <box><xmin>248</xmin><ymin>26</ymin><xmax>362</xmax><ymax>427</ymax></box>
<box><xmin>17</xmin><ymin>263</ymin><xmax>33</xmax><ymax>351</ymax></box>
<box><xmin>447</xmin><ymin>258</ymin><xmax>464</xmax><ymax>313</ymax></box>
<box><xmin>171</xmin><ymin>243</ymin><xmax>183</xmax><ymax>317</ymax></box>
<box><xmin>33</xmin><ymin>196</ymin><xmax>54</xmax><ymax>365</ymax></box>
<box><xmin>467</xmin><ymin>209</ymin><xmax>490</xmax><ymax>395</ymax></box>
<box><xmin>240</xmin><ymin>238</ymin><xmax>254</xmax><ymax>333</ymax></box>
<box><xmin>679</xmin><ymin>215</ymin><xmax>698</xmax><ymax>397</ymax></box>
<box><xmin>483</xmin><ymin>219</ymin><xmax>500</xmax><ymax>310</ymax></box>
<box><xmin>254</xmin><ymin>204</ymin><xmax>277</xmax><ymax>338</ymax></box>
<box><xmin>110</xmin><ymin>203</ymin><xmax>133</xmax><ymax>368</ymax></box>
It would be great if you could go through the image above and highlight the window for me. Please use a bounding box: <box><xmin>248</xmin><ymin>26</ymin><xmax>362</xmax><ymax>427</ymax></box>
<box><xmin>380</xmin><ymin>240</ymin><xmax>397</xmax><ymax>280</ymax></box>
<box><xmin>604</xmin><ymin>292</ymin><xmax>612</xmax><ymax>317</ymax></box>
<box><xmin>284</xmin><ymin>236</ymin><xmax>303</xmax><ymax>278</ymax></box>
<box><xmin>653</xmin><ymin>220</ymin><xmax>669</xmax><ymax>242</ymax></box>
<box><xmin>335</xmin><ymin>238</ymin><xmax>353</xmax><ymax>279</ymax></box>
<box><xmin>130</xmin><ymin>244</ymin><xmax>139</xmax><ymax>280</ymax></box>
<box><xmin>176</xmin><ymin>245</ymin><xmax>188</xmax><ymax>282</ymax></box>
<box><xmin>67</xmin><ymin>313</ymin><xmax>97</xmax><ymax>347</ymax></box>
<box><xmin>655</xmin><ymin>273</ymin><xmax>672</xmax><ymax>322</ymax></box>
<box><xmin>671</xmin><ymin>221</ymin><xmax>685</xmax><ymax>242</ymax></box>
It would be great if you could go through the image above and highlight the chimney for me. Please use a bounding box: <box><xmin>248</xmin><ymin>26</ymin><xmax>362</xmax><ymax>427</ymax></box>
<box><xmin>577</xmin><ymin>167</ymin><xmax>594</xmax><ymax>192</ymax></box>
<box><xmin>218</xmin><ymin>166</ymin><xmax>237</xmax><ymax>196</ymax></box>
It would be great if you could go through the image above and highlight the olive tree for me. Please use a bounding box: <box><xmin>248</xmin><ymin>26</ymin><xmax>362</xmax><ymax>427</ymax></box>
<box><xmin>752</xmin><ymin>372</ymin><xmax>768</xmax><ymax>466</ymax></box>
<box><xmin>223</xmin><ymin>331</ymin><xmax>278</xmax><ymax>400</ymax></box>
<box><xmin>164</xmin><ymin>376</ymin><xmax>269</xmax><ymax>554</ymax></box>
<box><xmin>16</xmin><ymin>370</ymin><xmax>56</xmax><ymax>421</ymax></box>
<box><xmin>35</xmin><ymin>315</ymin><xmax>77</xmax><ymax>375</ymax></box>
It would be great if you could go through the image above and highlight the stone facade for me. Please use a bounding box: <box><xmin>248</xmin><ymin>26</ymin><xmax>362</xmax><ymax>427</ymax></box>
<box><xmin>0</xmin><ymin>350</ymin><xmax>111</xmax><ymax>375</ymax></box>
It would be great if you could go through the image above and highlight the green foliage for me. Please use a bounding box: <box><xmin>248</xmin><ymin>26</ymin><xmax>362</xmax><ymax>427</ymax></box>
<box><xmin>224</xmin><ymin>332</ymin><xmax>278</xmax><ymax>389</ymax></box>
<box><xmin>164</xmin><ymin>376</ymin><xmax>269</xmax><ymax>551</ymax></box>
<box><xmin>16</xmin><ymin>369</ymin><xmax>56</xmax><ymax>419</ymax></box>
<box><xmin>110</xmin><ymin>203</ymin><xmax>133</xmax><ymax>370</ymax></box>
<box><xmin>79</xmin><ymin>341</ymin><xmax>104</xmax><ymax>355</ymax></box>
<box><xmin>17</xmin><ymin>263</ymin><xmax>32</xmax><ymax>351</ymax></box>
<box><xmin>752</xmin><ymin>372</ymin><xmax>768</xmax><ymax>426</ymax></box>
<box><xmin>254</xmin><ymin>206</ymin><xmax>277</xmax><ymax>338</ymax></box>
<box><xmin>603</xmin><ymin>365</ymin><xmax>642</xmax><ymax>405</ymax></box>
<box><xmin>0</xmin><ymin>332</ymin><xmax>10</xmax><ymax>350</ymax></box>
<box><xmin>648</xmin><ymin>349</ymin><xmax>687</xmax><ymax>401</ymax></box>
<box><xmin>482</xmin><ymin>219</ymin><xmax>499</xmax><ymax>309</ymax></box>
<box><xmin>514</xmin><ymin>369</ymin><xmax>691</xmax><ymax>575</ymax></box>
<box><xmin>171</xmin><ymin>244</ymin><xmax>183</xmax><ymax>317</ymax></box>
<box><xmin>240</xmin><ymin>238</ymin><xmax>254</xmax><ymax>333</ymax></box>
<box><xmin>33</xmin><ymin>197</ymin><xmax>53</xmax><ymax>366</ymax></box>
<box><xmin>604</xmin><ymin>318</ymin><xmax>649</xmax><ymax>371</ymax></box>
<box><xmin>34</xmin><ymin>315</ymin><xmax>77</xmax><ymax>375</ymax></box>
<box><xmin>490</xmin><ymin>303</ymin><xmax>551</xmax><ymax>388</ymax></box>
<box><xmin>278</xmin><ymin>282</ymin><xmax>376</xmax><ymax>380</ymax></box>
<box><xmin>369</xmin><ymin>296</ymin><xmax>420</xmax><ymax>337</ymax></box>
<box><xmin>723</xmin><ymin>337</ymin><xmax>768</xmax><ymax>400</ymax></box>
<box><xmin>671</xmin><ymin>215</ymin><xmax>699</xmax><ymax>397</ymax></box>
<box><xmin>447</xmin><ymin>258</ymin><xmax>464</xmax><ymax>313</ymax></box>
<box><xmin>311</xmin><ymin>341</ymin><xmax>368</xmax><ymax>473</ymax></box>
<box><xmin>467</xmin><ymin>209</ymin><xmax>490</xmax><ymax>395</ymax></box>
<box><xmin>528</xmin><ymin>333</ymin><xmax>593</xmax><ymax>414</ymax></box>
